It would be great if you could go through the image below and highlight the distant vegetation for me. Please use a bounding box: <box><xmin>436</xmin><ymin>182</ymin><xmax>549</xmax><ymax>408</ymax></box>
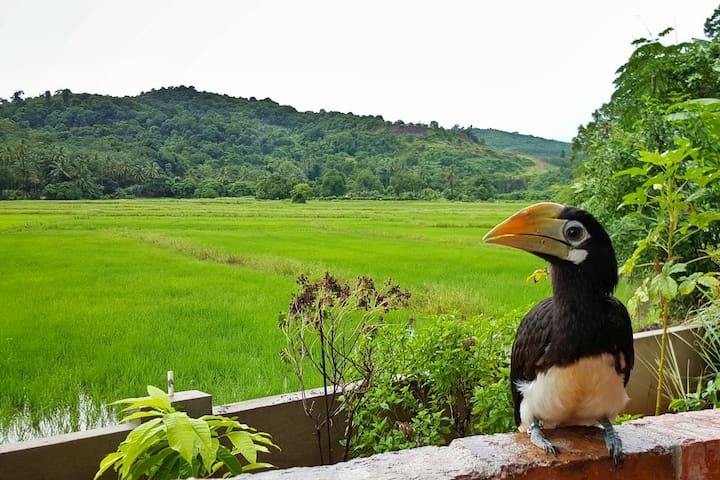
<box><xmin>0</xmin><ymin>87</ymin><xmax>569</xmax><ymax>202</ymax></box>
<box><xmin>471</xmin><ymin>128</ymin><xmax>571</xmax><ymax>167</ymax></box>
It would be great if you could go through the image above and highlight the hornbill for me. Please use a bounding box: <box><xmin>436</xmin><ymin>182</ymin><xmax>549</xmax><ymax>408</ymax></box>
<box><xmin>483</xmin><ymin>202</ymin><xmax>633</xmax><ymax>465</ymax></box>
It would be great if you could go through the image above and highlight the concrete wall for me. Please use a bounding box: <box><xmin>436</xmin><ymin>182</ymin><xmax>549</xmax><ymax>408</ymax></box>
<box><xmin>213</xmin><ymin>386</ymin><xmax>346</xmax><ymax>468</ymax></box>
<box><xmin>0</xmin><ymin>326</ymin><xmax>705</xmax><ymax>480</ymax></box>
<box><xmin>249</xmin><ymin>409</ymin><xmax>720</xmax><ymax>480</ymax></box>
<box><xmin>626</xmin><ymin>325</ymin><xmax>703</xmax><ymax>415</ymax></box>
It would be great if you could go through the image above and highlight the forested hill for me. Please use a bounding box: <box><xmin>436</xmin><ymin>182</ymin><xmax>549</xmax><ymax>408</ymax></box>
<box><xmin>0</xmin><ymin>86</ymin><xmax>570</xmax><ymax>200</ymax></box>
<box><xmin>471</xmin><ymin>128</ymin><xmax>571</xmax><ymax>168</ymax></box>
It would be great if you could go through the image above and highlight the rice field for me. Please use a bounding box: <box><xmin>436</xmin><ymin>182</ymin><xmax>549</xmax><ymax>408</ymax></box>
<box><xmin>0</xmin><ymin>198</ymin><xmax>555</xmax><ymax>443</ymax></box>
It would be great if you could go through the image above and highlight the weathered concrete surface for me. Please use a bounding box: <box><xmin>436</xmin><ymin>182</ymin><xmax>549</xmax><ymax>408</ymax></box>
<box><xmin>214</xmin><ymin>385</ymin><xmax>346</xmax><ymax>468</ymax></box>
<box><xmin>249</xmin><ymin>409</ymin><xmax>720</xmax><ymax>480</ymax></box>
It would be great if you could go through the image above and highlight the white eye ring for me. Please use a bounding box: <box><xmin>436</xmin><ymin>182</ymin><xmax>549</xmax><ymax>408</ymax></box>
<box><xmin>563</xmin><ymin>220</ymin><xmax>589</xmax><ymax>246</ymax></box>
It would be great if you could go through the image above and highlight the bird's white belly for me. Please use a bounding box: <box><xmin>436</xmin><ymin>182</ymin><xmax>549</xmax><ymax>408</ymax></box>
<box><xmin>516</xmin><ymin>353</ymin><xmax>629</xmax><ymax>432</ymax></box>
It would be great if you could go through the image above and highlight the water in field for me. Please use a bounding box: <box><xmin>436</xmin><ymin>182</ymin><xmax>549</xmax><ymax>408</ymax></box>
<box><xmin>0</xmin><ymin>393</ymin><xmax>116</xmax><ymax>444</ymax></box>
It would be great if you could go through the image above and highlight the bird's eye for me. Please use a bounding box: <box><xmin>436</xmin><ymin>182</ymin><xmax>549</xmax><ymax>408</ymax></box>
<box><xmin>563</xmin><ymin>220</ymin><xmax>588</xmax><ymax>245</ymax></box>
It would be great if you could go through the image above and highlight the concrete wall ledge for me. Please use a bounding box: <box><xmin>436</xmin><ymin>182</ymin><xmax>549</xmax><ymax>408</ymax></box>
<box><xmin>250</xmin><ymin>409</ymin><xmax>720</xmax><ymax>480</ymax></box>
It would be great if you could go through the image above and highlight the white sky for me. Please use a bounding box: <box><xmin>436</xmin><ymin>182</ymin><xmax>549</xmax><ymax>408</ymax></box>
<box><xmin>1</xmin><ymin>1</ymin><xmax>717</xmax><ymax>141</ymax></box>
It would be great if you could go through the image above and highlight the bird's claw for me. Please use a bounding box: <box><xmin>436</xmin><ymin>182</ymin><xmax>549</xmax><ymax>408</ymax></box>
<box><xmin>529</xmin><ymin>423</ymin><xmax>559</xmax><ymax>457</ymax></box>
<box><xmin>604</xmin><ymin>428</ymin><xmax>624</xmax><ymax>465</ymax></box>
<box><xmin>601</xmin><ymin>419</ymin><xmax>624</xmax><ymax>465</ymax></box>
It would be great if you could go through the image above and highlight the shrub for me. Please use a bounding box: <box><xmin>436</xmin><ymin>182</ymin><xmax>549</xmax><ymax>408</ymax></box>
<box><xmin>279</xmin><ymin>273</ymin><xmax>520</xmax><ymax>461</ymax></box>
<box><xmin>290</xmin><ymin>183</ymin><xmax>313</xmax><ymax>203</ymax></box>
<box><xmin>349</xmin><ymin>312</ymin><xmax>518</xmax><ymax>457</ymax></box>
<box><xmin>95</xmin><ymin>386</ymin><xmax>278</xmax><ymax>479</ymax></box>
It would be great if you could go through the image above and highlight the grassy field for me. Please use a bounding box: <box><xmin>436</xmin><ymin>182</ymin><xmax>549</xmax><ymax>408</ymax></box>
<box><xmin>0</xmin><ymin>198</ymin><xmax>558</xmax><ymax>442</ymax></box>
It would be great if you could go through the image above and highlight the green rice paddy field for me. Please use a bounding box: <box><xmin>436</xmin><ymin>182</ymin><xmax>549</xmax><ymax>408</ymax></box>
<box><xmin>0</xmin><ymin>198</ymin><xmax>556</xmax><ymax>442</ymax></box>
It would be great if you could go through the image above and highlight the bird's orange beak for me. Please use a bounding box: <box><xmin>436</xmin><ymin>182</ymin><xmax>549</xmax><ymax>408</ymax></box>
<box><xmin>483</xmin><ymin>202</ymin><xmax>570</xmax><ymax>259</ymax></box>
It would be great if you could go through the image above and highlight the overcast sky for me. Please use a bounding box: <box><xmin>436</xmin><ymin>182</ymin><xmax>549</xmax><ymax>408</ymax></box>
<box><xmin>1</xmin><ymin>1</ymin><xmax>717</xmax><ymax>141</ymax></box>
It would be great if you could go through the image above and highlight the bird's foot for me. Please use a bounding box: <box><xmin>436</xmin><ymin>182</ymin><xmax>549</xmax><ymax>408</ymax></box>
<box><xmin>600</xmin><ymin>418</ymin><xmax>623</xmax><ymax>465</ymax></box>
<box><xmin>528</xmin><ymin>421</ymin><xmax>559</xmax><ymax>457</ymax></box>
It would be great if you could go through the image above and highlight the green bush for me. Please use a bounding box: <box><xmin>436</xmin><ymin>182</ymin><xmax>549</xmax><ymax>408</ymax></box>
<box><xmin>279</xmin><ymin>273</ymin><xmax>521</xmax><ymax>461</ymax></box>
<box><xmin>349</xmin><ymin>311</ymin><xmax>519</xmax><ymax>458</ymax></box>
<box><xmin>290</xmin><ymin>183</ymin><xmax>313</xmax><ymax>203</ymax></box>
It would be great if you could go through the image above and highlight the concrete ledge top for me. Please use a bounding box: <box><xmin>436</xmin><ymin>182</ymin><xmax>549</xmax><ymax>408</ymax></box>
<box><xmin>249</xmin><ymin>409</ymin><xmax>720</xmax><ymax>480</ymax></box>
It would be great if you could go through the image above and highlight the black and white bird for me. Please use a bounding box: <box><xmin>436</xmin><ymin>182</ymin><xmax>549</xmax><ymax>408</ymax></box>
<box><xmin>483</xmin><ymin>202</ymin><xmax>634</xmax><ymax>465</ymax></box>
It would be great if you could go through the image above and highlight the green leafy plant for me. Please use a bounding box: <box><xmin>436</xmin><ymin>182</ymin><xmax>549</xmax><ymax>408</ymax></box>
<box><xmin>279</xmin><ymin>275</ymin><xmax>517</xmax><ymax>461</ymax></box>
<box><xmin>94</xmin><ymin>386</ymin><xmax>278</xmax><ymax>480</ymax></box>
<box><xmin>349</xmin><ymin>312</ymin><xmax>517</xmax><ymax>458</ymax></box>
<box><xmin>614</xmin><ymin>413</ymin><xmax>644</xmax><ymax>424</ymax></box>
<box><xmin>616</xmin><ymin>134</ymin><xmax>720</xmax><ymax>415</ymax></box>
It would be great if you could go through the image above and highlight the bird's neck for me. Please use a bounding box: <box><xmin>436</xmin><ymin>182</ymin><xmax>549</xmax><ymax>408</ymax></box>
<box><xmin>550</xmin><ymin>261</ymin><xmax>615</xmax><ymax>312</ymax></box>
<box><xmin>549</xmin><ymin>263</ymin><xmax>617</xmax><ymax>360</ymax></box>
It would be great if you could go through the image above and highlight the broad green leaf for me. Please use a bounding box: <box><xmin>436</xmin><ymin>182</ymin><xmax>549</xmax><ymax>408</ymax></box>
<box><xmin>243</xmin><ymin>462</ymin><xmax>275</xmax><ymax>471</ymax></box>
<box><xmin>665</xmin><ymin>262</ymin><xmax>687</xmax><ymax>275</ymax></box>
<box><xmin>227</xmin><ymin>430</ymin><xmax>258</xmax><ymax>464</ymax></box>
<box><xmin>651</xmin><ymin>274</ymin><xmax>678</xmax><ymax>300</ymax></box>
<box><xmin>641</xmin><ymin>172</ymin><xmax>669</xmax><ymax>188</ymax></box>
<box><xmin>120</xmin><ymin>410</ymin><xmax>164</xmax><ymax>423</ymax></box>
<box><xmin>684</xmin><ymin>165</ymin><xmax>720</xmax><ymax>187</ymax></box>
<box><xmin>119</xmin><ymin>397</ymin><xmax>175</xmax><ymax>415</ymax></box>
<box><xmin>678</xmin><ymin>277</ymin><xmax>697</xmax><ymax>296</ymax></box>
<box><xmin>250</xmin><ymin>432</ymin><xmax>278</xmax><ymax>448</ymax></box>
<box><xmin>126</xmin><ymin>446</ymin><xmax>176</xmax><ymax>480</ymax></box>
<box><xmin>165</xmin><ymin>412</ymin><xmax>196</xmax><ymax>467</ymax></box>
<box><xmin>110</xmin><ymin>396</ymin><xmax>146</xmax><ymax>406</ymax></box>
<box><xmin>190</xmin><ymin>416</ymin><xmax>217</xmax><ymax>473</ymax></box>
<box><xmin>118</xmin><ymin>418</ymin><xmax>164</xmax><ymax>477</ymax></box>
<box><xmin>215</xmin><ymin>445</ymin><xmax>245</xmax><ymax>475</ymax></box>
<box><xmin>146</xmin><ymin>385</ymin><xmax>173</xmax><ymax>412</ymax></box>
<box><xmin>200</xmin><ymin>414</ymin><xmax>242</xmax><ymax>429</ymax></box>
<box><xmin>177</xmin><ymin>457</ymin><xmax>196</xmax><ymax>478</ymax></box>
<box><xmin>614</xmin><ymin>166</ymin><xmax>647</xmax><ymax>178</ymax></box>
<box><xmin>153</xmin><ymin>454</ymin><xmax>180</xmax><ymax>480</ymax></box>
<box><xmin>698</xmin><ymin>275</ymin><xmax>720</xmax><ymax>289</ymax></box>
<box><xmin>638</xmin><ymin>150</ymin><xmax>669</xmax><ymax>167</ymax></box>
<box><xmin>94</xmin><ymin>451</ymin><xmax>124</xmax><ymax>480</ymax></box>
<box><xmin>122</xmin><ymin>417</ymin><xmax>163</xmax><ymax>447</ymax></box>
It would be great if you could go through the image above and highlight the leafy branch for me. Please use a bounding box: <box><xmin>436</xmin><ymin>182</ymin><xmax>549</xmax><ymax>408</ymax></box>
<box><xmin>616</xmin><ymin>133</ymin><xmax>720</xmax><ymax>415</ymax></box>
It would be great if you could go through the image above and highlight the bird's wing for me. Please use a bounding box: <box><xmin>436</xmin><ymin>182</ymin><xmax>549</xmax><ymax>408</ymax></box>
<box><xmin>607</xmin><ymin>296</ymin><xmax>634</xmax><ymax>385</ymax></box>
<box><xmin>510</xmin><ymin>298</ymin><xmax>554</xmax><ymax>426</ymax></box>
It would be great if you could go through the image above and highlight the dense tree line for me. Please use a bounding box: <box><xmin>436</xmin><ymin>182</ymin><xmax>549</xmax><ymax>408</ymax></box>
<box><xmin>0</xmin><ymin>86</ymin><xmax>568</xmax><ymax>201</ymax></box>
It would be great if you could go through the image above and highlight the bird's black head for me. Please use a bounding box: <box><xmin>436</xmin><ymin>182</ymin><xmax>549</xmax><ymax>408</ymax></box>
<box><xmin>483</xmin><ymin>203</ymin><xmax>618</xmax><ymax>297</ymax></box>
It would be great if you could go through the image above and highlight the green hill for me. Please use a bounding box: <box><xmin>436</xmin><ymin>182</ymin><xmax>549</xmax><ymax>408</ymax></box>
<box><xmin>471</xmin><ymin>128</ymin><xmax>571</xmax><ymax>168</ymax></box>
<box><xmin>0</xmin><ymin>86</ymin><xmax>570</xmax><ymax>201</ymax></box>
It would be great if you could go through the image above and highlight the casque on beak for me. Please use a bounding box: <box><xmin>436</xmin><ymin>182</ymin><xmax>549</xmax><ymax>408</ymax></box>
<box><xmin>483</xmin><ymin>202</ymin><xmax>570</xmax><ymax>260</ymax></box>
